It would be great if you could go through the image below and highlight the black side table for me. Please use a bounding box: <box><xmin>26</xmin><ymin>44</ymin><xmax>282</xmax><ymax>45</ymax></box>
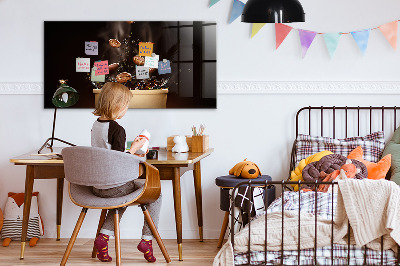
<box><xmin>215</xmin><ymin>175</ymin><xmax>275</xmax><ymax>248</ymax></box>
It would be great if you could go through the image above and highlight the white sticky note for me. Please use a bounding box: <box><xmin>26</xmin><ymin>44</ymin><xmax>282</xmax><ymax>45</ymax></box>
<box><xmin>136</xmin><ymin>66</ymin><xmax>150</xmax><ymax>79</ymax></box>
<box><xmin>91</xmin><ymin>67</ymin><xmax>105</xmax><ymax>82</ymax></box>
<box><xmin>76</xmin><ymin>58</ymin><xmax>90</xmax><ymax>72</ymax></box>
<box><xmin>144</xmin><ymin>56</ymin><xmax>158</xmax><ymax>68</ymax></box>
<box><xmin>85</xmin><ymin>41</ymin><xmax>98</xmax><ymax>55</ymax></box>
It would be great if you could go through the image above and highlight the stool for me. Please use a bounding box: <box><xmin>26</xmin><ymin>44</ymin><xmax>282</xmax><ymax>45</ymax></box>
<box><xmin>215</xmin><ymin>175</ymin><xmax>275</xmax><ymax>248</ymax></box>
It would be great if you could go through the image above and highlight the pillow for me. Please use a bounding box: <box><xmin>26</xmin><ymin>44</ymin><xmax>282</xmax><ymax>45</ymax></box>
<box><xmin>382</xmin><ymin>126</ymin><xmax>400</xmax><ymax>184</ymax></box>
<box><xmin>348</xmin><ymin>146</ymin><xmax>391</xmax><ymax>180</ymax></box>
<box><xmin>295</xmin><ymin>131</ymin><xmax>385</xmax><ymax>167</ymax></box>
<box><xmin>289</xmin><ymin>150</ymin><xmax>333</xmax><ymax>191</ymax></box>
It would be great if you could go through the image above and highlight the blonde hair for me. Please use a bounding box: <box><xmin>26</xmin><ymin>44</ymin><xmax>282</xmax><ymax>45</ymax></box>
<box><xmin>93</xmin><ymin>82</ymin><xmax>132</xmax><ymax>120</ymax></box>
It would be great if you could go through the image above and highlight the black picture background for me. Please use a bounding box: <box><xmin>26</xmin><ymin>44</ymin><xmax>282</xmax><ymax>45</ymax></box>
<box><xmin>44</xmin><ymin>21</ymin><xmax>217</xmax><ymax>109</ymax></box>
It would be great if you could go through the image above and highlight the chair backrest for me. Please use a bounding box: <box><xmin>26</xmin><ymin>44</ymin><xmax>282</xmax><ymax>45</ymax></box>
<box><xmin>62</xmin><ymin>146</ymin><xmax>145</xmax><ymax>187</ymax></box>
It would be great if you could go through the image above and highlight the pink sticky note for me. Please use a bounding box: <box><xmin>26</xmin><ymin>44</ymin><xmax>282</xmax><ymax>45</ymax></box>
<box><xmin>94</xmin><ymin>60</ymin><xmax>109</xmax><ymax>76</ymax></box>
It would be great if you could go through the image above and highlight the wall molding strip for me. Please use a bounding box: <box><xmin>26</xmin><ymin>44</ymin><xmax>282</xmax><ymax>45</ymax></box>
<box><xmin>1</xmin><ymin>81</ymin><xmax>400</xmax><ymax>95</ymax></box>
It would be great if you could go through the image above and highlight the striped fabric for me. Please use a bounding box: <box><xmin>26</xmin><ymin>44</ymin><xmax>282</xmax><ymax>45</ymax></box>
<box><xmin>234</xmin><ymin>191</ymin><xmax>397</xmax><ymax>265</ymax></box>
<box><xmin>1</xmin><ymin>217</ymin><xmax>41</xmax><ymax>240</ymax></box>
<box><xmin>294</xmin><ymin>131</ymin><xmax>385</xmax><ymax>167</ymax></box>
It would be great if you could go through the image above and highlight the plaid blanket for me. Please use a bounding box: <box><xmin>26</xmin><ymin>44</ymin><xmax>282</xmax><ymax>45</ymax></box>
<box><xmin>234</xmin><ymin>191</ymin><xmax>397</xmax><ymax>265</ymax></box>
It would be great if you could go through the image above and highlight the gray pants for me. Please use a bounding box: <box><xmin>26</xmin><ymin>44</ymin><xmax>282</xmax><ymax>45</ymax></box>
<box><xmin>92</xmin><ymin>180</ymin><xmax>162</xmax><ymax>240</ymax></box>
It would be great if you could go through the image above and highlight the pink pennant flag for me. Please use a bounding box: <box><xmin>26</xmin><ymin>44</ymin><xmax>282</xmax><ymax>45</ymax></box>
<box><xmin>298</xmin><ymin>29</ymin><xmax>317</xmax><ymax>58</ymax></box>
<box><xmin>378</xmin><ymin>21</ymin><xmax>398</xmax><ymax>50</ymax></box>
<box><xmin>275</xmin><ymin>23</ymin><xmax>293</xmax><ymax>49</ymax></box>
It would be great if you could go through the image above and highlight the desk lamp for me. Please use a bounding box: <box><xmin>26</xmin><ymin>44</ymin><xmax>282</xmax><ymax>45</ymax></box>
<box><xmin>241</xmin><ymin>0</ymin><xmax>305</xmax><ymax>23</ymax></box>
<box><xmin>38</xmin><ymin>80</ymin><xmax>79</xmax><ymax>154</ymax></box>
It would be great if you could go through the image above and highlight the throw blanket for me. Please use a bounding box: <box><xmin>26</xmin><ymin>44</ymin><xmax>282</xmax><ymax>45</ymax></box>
<box><xmin>335</xmin><ymin>178</ymin><xmax>399</xmax><ymax>251</ymax></box>
<box><xmin>214</xmin><ymin>179</ymin><xmax>400</xmax><ymax>266</ymax></box>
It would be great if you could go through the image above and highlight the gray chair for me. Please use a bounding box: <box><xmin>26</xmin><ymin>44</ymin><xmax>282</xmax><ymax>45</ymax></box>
<box><xmin>60</xmin><ymin>146</ymin><xmax>171</xmax><ymax>265</ymax></box>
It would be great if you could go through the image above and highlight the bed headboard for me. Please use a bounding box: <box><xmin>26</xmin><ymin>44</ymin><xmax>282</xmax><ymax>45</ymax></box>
<box><xmin>290</xmin><ymin>106</ymin><xmax>400</xmax><ymax>179</ymax></box>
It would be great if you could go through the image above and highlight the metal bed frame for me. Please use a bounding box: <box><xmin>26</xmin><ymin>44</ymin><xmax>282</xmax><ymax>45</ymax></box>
<box><xmin>230</xmin><ymin>106</ymin><xmax>400</xmax><ymax>266</ymax></box>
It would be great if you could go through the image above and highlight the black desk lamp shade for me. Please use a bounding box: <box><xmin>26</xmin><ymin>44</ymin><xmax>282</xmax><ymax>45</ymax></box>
<box><xmin>38</xmin><ymin>81</ymin><xmax>79</xmax><ymax>153</ymax></box>
<box><xmin>241</xmin><ymin>0</ymin><xmax>305</xmax><ymax>23</ymax></box>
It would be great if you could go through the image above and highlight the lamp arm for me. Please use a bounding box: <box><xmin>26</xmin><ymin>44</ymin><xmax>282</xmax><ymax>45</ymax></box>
<box><xmin>50</xmin><ymin>107</ymin><xmax>57</xmax><ymax>148</ymax></box>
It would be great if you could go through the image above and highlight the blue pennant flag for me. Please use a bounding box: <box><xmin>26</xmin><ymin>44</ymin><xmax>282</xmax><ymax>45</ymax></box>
<box><xmin>209</xmin><ymin>0</ymin><xmax>220</xmax><ymax>7</ymax></box>
<box><xmin>323</xmin><ymin>33</ymin><xmax>341</xmax><ymax>58</ymax></box>
<box><xmin>229</xmin><ymin>0</ymin><xmax>245</xmax><ymax>24</ymax></box>
<box><xmin>351</xmin><ymin>29</ymin><xmax>371</xmax><ymax>55</ymax></box>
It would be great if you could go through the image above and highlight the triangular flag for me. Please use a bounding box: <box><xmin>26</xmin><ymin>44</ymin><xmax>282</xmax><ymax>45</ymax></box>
<box><xmin>275</xmin><ymin>23</ymin><xmax>293</xmax><ymax>49</ymax></box>
<box><xmin>251</xmin><ymin>23</ymin><xmax>266</xmax><ymax>38</ymax></box>
<box><xmin>351</xmin><ymin>29</ymin><xmax>370</xmax><ymax>55</ymax></box>
<box><xmin>323</xmin><ymin>33</ymin><xmax>341</xmax><ymax>58</ymax></box>
<box><xmin>378</xmin><ymin>21</ymin><xmax>397</xmax><ymax>50</ymax></box>
<box><xmin>209</xmin><ymin>0</ymin><xmax>220</xmax><ymax>7</ymax></box>
<box><xmin>298</xmin><ymin>29</ymin><xmax>317</xmax><ymax>58</ymax></box>
<box><xmin>229</xmin><ymin>0</ymin><xmax>245</xmax><ymax>24</ymax></box>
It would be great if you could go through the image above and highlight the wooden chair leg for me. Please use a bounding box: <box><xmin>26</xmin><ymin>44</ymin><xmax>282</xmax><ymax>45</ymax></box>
<box><xmin>91</xmin><ymin>209</ymin><xmax>108</xmax><ymax>258</ymax></box>
<box><xmin>217</xmin><ymin>211</ymin><xmax>230</xmax><ymax>248</ymax></box>
<box><xmin>60</xmin><ymin>208</ymin><xmax>88</xmax><ymax>266</ymax></box>
<box><xmin>141</xmin><ymin>205</ymin><xmax>171</xmax><ymax>263</ymax></box>
<box><xmin>114</xmin><ymin>210</ymin><xmax>121</xmax><ymax>266</ymax></box>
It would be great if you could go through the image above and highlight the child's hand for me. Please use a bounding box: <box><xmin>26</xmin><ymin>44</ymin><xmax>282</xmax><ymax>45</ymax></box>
<box><xmin>129</xmin><ymin>137</ymin><xmax>147</xmax><ymax>155</ymax></box>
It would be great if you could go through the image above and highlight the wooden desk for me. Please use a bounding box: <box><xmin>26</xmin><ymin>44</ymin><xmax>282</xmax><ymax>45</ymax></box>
<box><xmin>10</xmin><ymin>147</ymin><xmax>213</xmax><ymax>261</ymax></box>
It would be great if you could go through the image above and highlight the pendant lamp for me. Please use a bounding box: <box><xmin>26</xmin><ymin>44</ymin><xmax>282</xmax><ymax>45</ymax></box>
<box><xmin>38</xmin><ymin>80</ymin><xmax>79</xmax><ymax>154</ymax></box>
<box><xmin>241</xmin><ymin>0</ymin><xmax>305</xmax><ymax>23</ymax></box>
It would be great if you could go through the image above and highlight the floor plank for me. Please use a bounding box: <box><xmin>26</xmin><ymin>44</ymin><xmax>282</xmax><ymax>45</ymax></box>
<box><xmin>0</xmin><ymin>239</ymin><xmax>221</xmax><ymax>265</ymax></box>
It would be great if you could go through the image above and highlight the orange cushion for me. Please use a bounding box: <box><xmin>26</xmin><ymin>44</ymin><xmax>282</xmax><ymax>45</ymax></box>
<box><xmin>347</xmin><ymin>146</ymin><xmax>391</xmax><ymax>180</ymax></box>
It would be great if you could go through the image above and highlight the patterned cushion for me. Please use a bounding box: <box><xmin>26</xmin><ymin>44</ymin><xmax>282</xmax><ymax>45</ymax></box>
<box><xmin>295</xmin><ymin>131</ymin><xmax>385</xmax><ymax>166</ymax></box>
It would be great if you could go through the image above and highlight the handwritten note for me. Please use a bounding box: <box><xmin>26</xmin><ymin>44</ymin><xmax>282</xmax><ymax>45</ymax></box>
<box><xmin>144</xmin><ymin>56</ymin><xmax>158</xmax><ymax>68</ymax></box>
<box><xmin>91</xmin><ymin>67</ymin><xmax>105</xmax><ymax>82</ymax></box>
<box><xmin>158</xmin><ymin>60</ymin><xmax>172</xmax><ymax>74</ymax></box>
<box><xmin>94</xmin><ymin>60</ymin><xmax>109</xmax><ymax>76</ymax></box>
<box><xmin>85</xmin><ymin>41</ymin><xmax>98</xmax><ymax>55</ymax></box>
<box><xmin>76</xmin><ymin>58</ymin><xmax>90</xmax><ymax>72</ymax></box>
<box><xmin>136</xmin><ymin>66</ymin><xmax>150</xmax><ymax>79</ymax></box>
<box><xmin>139</xmin><ymin>42</ymin><xmax>153</xmax><ymax>57</ymax></box>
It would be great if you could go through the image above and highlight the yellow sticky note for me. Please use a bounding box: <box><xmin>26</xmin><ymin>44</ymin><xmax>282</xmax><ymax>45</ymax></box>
<box><xmin>139</xmin><ymin>42</ymin><xmax>154</xmax><ymax>57</ymax></box>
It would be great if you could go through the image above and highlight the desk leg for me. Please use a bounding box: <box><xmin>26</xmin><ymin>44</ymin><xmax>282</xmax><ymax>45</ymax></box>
<box><xmin>20</xmin><ymin>165</ymin><xmax>34</xmax><ymax>259</ymax></box>
<box><xmin>172</xmin><ymin>167</ymin><xmax>183</xmax><ymax>261</ymax></box>
<box><xmin>193</xmin><ymin>161</ymin><xmax>203</xmax><ymax>242</ymax></box>
<box><xmin>56</xmin><ymin>178</ymin><xmax>64</xmax><ymax>241</ymax></box>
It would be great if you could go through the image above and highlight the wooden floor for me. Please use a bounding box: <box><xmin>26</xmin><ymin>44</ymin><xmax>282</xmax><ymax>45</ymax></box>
<box><xmin>0</xmin><ymin>239</ymin><xmax>221</xmax><ymax>265</ymax></box>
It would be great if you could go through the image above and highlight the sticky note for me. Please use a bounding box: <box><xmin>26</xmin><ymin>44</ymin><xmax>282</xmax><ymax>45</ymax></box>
<box><xmin>158</xmin><ymin>60</ymin><xmax>171</xmax><ymax>74</ymax></box>
<box><xmin>76</xmin><ymin>58</ymin><xmax>90</xmax><ymax>72</ymax></box>
<box><xmin>139</xmin><ymin>42</ymin><xmax>153</xmax><ymax>57</ymax></box>
<box><xmin>144</xmin><ymin>56</ymin><xmax>158</xmax><ymax>68</ymax></box>
<box><xmin>94</xmin><ymin>60</ymin><xmax>109</xmax><ymax>76</ymax></box>
<box><xmin>91</xmin><ymin>67</ymin><xmax>105</xmax><ymax>82</ymax></box>
<box><xmin>136</xmin><ymin>66</ymin><xmax>150</xmax><ymax>79</ymax></box>
<box><xmin>85</xmin><ymin>41</ymin><xmax>98</xmax><ymax>55</ymax></box>
<box><xmin>151</xmin><ymin>53</ymin><xmax>160</xmax><ymax>60</ymax></box>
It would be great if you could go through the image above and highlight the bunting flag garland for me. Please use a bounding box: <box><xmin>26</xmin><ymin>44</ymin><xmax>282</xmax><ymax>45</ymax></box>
<box><xmin>275</xmin><ymin>23</ymin><xmax>293</xmax><ymax>49</ymax></box>
<box><xmin>323</xmin><ymin>33</ymin><xmax>341</xmax><ymax>58</ymax></box>
<box><xmin>229</xmin><ymin>0</ymin><xmax>245</xmax><ymax>24</ymax></box>
<box><xmin>298</xmin><ymin>29</ymin><xmax>317</xmax><ymax>58</ymax></box>
<box><xmin>351</xmin><ymin>29</ymin><xmax>370</xmax><ymax>55</ymax></box>
<box><xmin>207</xmin><ymin>3</ymin><xmax>400</xmax><ymax>58</ymax></box>
<box><xmin>251</xmin><ymin>23</ymin><xmax>266</xmax><ymax>38</ymax></box>
<box><xmin>378</xmin><ymin>21</ymin><xmax>398</xmax><ymax>50</ymax></box>
<box><xmin>209</xmin><ymin>0</ymin><xmax>220</xmax><ymax>7</ymax></box>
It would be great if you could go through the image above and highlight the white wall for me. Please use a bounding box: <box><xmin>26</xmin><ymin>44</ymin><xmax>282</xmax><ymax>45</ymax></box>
<box><xmin>1</xmin><ymin>0</ymin><xmax>400</xmax><ymax>240</ymax></box>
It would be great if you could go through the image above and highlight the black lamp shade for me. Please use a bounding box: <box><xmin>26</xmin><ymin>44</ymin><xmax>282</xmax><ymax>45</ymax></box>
<box><xmin>241</xmin><ymin>0</ymin><xmax>305</xmax><ymax>23</ymax></box>
<box><xmin>52</xmin><ymin>83</ymin><xmax>79</xmax><ymax>108</ymax></box>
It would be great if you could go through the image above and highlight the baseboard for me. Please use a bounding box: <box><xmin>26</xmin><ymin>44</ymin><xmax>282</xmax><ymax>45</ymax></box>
<box><xmin>1</xmin><ymin>81</ymin><xmax>400</xmax><ymax>95</ymax></box>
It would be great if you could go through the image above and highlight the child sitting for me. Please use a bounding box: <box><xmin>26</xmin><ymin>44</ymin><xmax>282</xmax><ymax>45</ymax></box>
<box><xmin>91</xmin><ymin>82</ymin><xmax>162</xmax><ymax>263</ymax></box>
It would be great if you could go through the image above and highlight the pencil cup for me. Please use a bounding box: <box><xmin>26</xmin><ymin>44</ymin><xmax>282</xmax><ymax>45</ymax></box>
<box><xmin>191</xmin><ymin>135</ymin><xmax>209</xmax><ymax>153</ymax></box>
